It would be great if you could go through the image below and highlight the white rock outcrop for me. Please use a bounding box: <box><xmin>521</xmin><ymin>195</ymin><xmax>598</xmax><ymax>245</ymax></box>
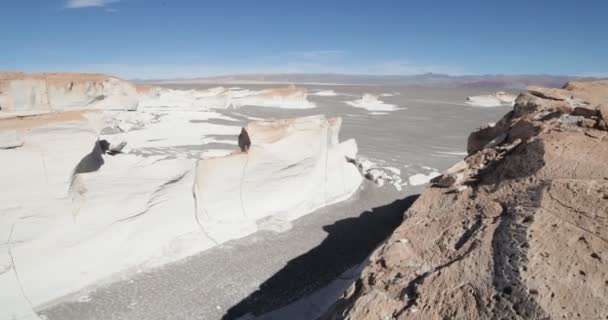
<box><xmin>313</xmin><ymin>89</ymin><xmax>338</xmax><ymax>97</ymax></box>
<box><xmin>0</xmin><ymin>73</ymin><xmax>139</xmax><ymax>116</ymax></box>
<box><xmin>465</xmin><ymin>91</ymin><xmax>517</xmax><ymax>107</ymax></box>
<box><xmin>193</xmin><ymin>115</ymin><xmax>363</xmax><ymax>243</ymax></box>
<box><xmin>0</xmin><ymin>73</ymin><xmax>363</xmax><ymax>319</ymax></box>
<box><xmin>345</xmin><ymin>94</ymin><xmax>398</xmax><ymax>112</ymax></box>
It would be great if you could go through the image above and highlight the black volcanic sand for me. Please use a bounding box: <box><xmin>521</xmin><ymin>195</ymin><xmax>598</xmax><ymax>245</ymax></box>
<box><xmin>38</xmin><ymin>85</ymin><xmax>512</xmax><ymax>320</ymax></box>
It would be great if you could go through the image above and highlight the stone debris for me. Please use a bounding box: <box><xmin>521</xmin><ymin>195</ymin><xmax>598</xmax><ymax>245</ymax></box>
<box><xmin>348</xmin><ymin>156</ymin><xmax>404</xmax><ymax>191</ymax></box>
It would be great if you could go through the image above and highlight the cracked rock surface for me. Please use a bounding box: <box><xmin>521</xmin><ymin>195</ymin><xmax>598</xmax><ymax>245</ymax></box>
<box><xmin>324</xmin><ymin>81</ymin><xmax>608</xmax><ymax>320</ymax></box>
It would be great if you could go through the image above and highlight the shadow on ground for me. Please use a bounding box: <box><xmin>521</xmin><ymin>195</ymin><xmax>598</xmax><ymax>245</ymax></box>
<box><xmin>222</xmin><ymin>194</ymin><xmax>420</xmax><ymax>319</ymax></box>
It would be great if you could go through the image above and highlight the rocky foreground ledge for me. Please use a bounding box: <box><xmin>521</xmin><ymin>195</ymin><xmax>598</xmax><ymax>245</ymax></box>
<box><xmin>324</xmin><ymin>81</ymin><xmax>608</xmax><ymax>319</ymax></box>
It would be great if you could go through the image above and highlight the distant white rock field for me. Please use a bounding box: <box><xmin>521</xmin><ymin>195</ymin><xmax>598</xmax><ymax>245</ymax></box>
<box><xmin>465</xmin><ymin>91</ymin><xmax>516</xmax><ymax>107</ymax></box>
<box><xmin>312</xmin><ymin>89</ymin><xmax>338</xmax><ymax>96</ymax></box>
<box><xmin>139</xmin><ymin>84</ymin><xmax>316</xmax><ymax>110</ymax></box>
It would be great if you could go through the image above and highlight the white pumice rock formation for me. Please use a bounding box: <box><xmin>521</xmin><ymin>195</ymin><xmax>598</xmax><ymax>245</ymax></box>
<box><xmin>345</xmin><ymin>93</ymin><xmax>398</xmax><ymax>112</ymax></box>
<box><xmin>0</xmin><ymin>75</ymin><xmax>362</xmax><ymax>319</ymax></box>
<box><xmin>193</xmin><ymin>115</ymin><xmax>363</xmax><ymax>243</ymax></box>
<box><xmin>465</xmin><ymin>91</ymin><xmax>517</xmax><ymax>107</ymax></box>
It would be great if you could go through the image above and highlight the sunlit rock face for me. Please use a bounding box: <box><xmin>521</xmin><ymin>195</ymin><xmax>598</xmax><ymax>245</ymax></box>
<box><xmin>194</xmin><ymin>115</ymin><xmax>363</xmax><ymax>243</ymax></box>
<box><xmin>0</xmin><ymin>72</ymin><xmax>139</xmax><ymax>117</ymax></box>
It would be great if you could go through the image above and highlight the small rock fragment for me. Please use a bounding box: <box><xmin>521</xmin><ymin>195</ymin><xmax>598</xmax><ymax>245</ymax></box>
<box><xmin>578</xmin><ymin>118</ymin><xmax>597</xmax><ymax>129</ymax></box>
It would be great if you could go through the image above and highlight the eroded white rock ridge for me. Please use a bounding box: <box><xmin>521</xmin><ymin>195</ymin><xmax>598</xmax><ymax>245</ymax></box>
<box><xmin>193</xmin><ymin>115</ymin><xmax>363</xmax><ymax>243</ymax></box>
<box><xmin>0</xmin><ymin>107</ymin><xmax>361</xmax><ymax>319</ymax></box>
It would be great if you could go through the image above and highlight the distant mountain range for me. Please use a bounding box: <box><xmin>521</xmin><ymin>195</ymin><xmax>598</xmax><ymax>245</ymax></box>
<box><xmin>135</xmin><ymin>73</ymin><xmax>605</xmax><ymax>88</ymax></box>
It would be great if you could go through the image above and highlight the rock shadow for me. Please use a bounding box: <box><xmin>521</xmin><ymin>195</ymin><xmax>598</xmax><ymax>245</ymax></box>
<box><xmin>222</xmin><ymin>194</ymin><xmax>420</xmax><ymax>320</ymax></box>
<box><xmin>477</xmin><ymin>139</ymin><xmax>546</xmax><ymax>188</ymax></box>
<box><xmin>73</xmin><ymin>140</ymin><xmax>108</xmax><ymax>174</ymax></box>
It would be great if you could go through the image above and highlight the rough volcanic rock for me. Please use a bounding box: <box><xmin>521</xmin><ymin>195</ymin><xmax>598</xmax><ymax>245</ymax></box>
<box><xmin>324</xmin><ymin>81</ymin><xmax>608</xmax><ymax>320</ymax></box>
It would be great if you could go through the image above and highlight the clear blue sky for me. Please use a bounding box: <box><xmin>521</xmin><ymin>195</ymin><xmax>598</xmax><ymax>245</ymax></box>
<box><xmin>1</xmin><ymin>0</ymin><xmax>607</xmax><ymax>79</ymax></box>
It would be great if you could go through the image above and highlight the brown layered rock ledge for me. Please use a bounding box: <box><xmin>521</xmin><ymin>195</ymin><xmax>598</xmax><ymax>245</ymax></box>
<box><xmin>324</xmin><ymin>81</ymin><xmax>608</xmax><ymax>320</ymax></box>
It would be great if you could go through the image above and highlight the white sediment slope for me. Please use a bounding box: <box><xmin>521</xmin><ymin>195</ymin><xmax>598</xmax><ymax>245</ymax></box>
<box><xmin>0</xmin><ymin>74</ymin><xmax>361</xmax><ymax>319</ymax></box>
<box><xmin>345</xmin><ymin>94</ymin><xmax>398</xmax><ymax>111</ymax></box>
<box><xmin>465</xmin><ymin>91</ymin><xmax>516</xmax><ymax>107</ymax></box>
